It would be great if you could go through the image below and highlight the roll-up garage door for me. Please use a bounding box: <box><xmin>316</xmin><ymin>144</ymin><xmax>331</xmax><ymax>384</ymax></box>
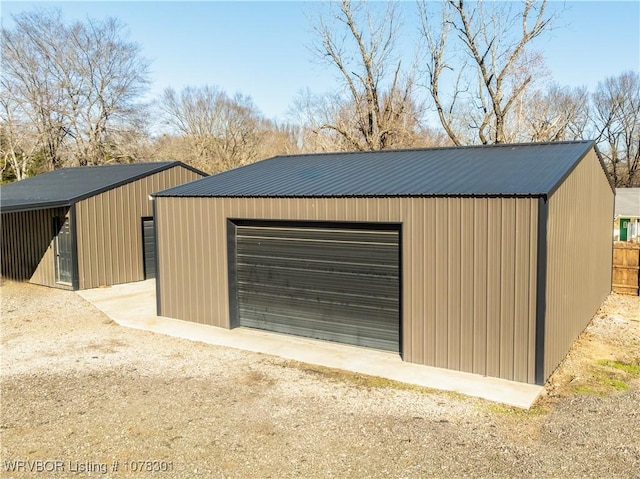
<box><xmin>233</xmin><ymin>223</ymin><xmax>400</xmax><ymax>352</ymax></box>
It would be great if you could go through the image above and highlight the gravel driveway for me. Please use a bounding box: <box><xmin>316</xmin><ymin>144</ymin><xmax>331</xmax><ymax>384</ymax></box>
<box><xmin>1</xmin><ymin>281</ymin><xmax>639</xmax><ymax>478</ymax></box>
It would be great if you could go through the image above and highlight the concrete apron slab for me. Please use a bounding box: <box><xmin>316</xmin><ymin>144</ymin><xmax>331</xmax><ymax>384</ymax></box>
<box><xmin>77</xmin><ymin>280</ymin><xmax>544</xmax><ymax>409</ymax></box>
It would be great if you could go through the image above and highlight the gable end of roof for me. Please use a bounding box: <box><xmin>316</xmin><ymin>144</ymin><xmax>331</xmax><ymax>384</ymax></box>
<box><xmin>1</xmin><ymin>161</ymin><xmax>207</xmax><ymax>213</ymax></box>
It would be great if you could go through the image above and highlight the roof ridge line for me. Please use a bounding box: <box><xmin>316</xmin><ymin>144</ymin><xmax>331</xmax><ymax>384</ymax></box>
<box><xmin>270</xmin><ymin>140</ymin><xmax>595</xmax><ymax>160</ymax></box>
<box><xmin>54</xmin><ymin>160</ymin><xmax>178</xmax><ymax>171</ymax></box>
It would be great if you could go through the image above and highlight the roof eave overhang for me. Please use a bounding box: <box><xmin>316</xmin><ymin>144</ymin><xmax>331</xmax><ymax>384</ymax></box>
<box><xmin>152</xmin><ymin>193</ymin><xmax>548</xmax><ymax>200</ymax></box>
<box><xmin>0</xmin><ymin>200</ymin><xmax>72</xmax><ymax>213</ymax></box>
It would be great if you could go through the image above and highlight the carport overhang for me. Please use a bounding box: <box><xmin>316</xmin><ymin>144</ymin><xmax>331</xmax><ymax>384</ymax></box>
<box><xmin>1</xmin><ymin>202</ymin><xmax>80</xmax><ymax>290</ymax></box>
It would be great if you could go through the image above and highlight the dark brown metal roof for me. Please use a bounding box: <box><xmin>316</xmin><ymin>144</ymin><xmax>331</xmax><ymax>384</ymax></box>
<box><xmin>0</xmin><ymin>161</ymin><xmax>206</xmax><ymax>213</ymax></box>
<box><xmin>154</xmin><ymin>141</ymin><xmax>601</xmax><ymax>199</ymax></box>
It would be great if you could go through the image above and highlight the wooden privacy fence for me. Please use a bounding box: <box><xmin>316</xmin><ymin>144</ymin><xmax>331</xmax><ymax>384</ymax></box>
<box><xmin>613</xmin><ymin>242</ymin><xmax>640</xmax><ymax>296</ymax></box>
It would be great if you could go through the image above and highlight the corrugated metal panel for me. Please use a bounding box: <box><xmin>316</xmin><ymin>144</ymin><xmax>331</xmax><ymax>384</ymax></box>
<box><xmin>156</xmin><ymin>195</ymin><xmax>539</xmax><ymax>383</ymax></box>
<box><xmin>75</xmin><ymin>165</ymin><xmax>204</xmax><ymax>289</ymax></box>
<box><xmin>233</xmin><ymin>224</ymin><xmax>400</xmax><ymax>351</ymax></box>
<box><xmin>485</xmin><ymin>202</ymin><xmax>502</xmax><ymax>378</ymax></box>
<box><xmin>0</xmin><ymin>161</ymin><xmax>204</xmax><ymax>213</ymax></box>
<box><xmin>1</xmin><ymin>207</ymin><xmax>72</xmax><ymax>289</ymax></box>
<box><xmin>155</xmin><ymin>141</ymin><xmax>594</xmax><ymax>198</ymax></box>
<box><xmin>543</xmin><ymin>149</ymin><xmax>614</xmax><ymax>380</ymax></box>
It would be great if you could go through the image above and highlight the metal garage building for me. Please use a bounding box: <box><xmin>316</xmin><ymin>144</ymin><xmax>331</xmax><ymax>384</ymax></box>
<box><xmin>1</xmin><ymin>162</ymin><xmax>205</xmax><ymax>290</ymax></box>
<box><xmin>153</xmin><ymin>141</ymin><xmax>614</xmax><ymax>385</ymax></box>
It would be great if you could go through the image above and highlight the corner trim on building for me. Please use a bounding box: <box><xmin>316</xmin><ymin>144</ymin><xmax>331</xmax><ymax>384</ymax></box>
<box><xmin>226</xmin><ymin>219</ymin><xmax>239</xmax><ymax>329</ymax></box>
<box><xmin>70</xmin><ymin>204</ymin><xmax>80</xmax><ymax>290</ymax></box>
<box><xmin>153</xmin><ymin>198</ymin><xmax>162</xmax><ymax>316</ymax></box>
<box><xmin>534</xmin><ymin>196</ymin><xmax>549</xmax><ymax>385</ymax></box>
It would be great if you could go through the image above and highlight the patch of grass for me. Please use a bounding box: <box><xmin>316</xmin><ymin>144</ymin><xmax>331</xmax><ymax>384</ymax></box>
<box><xmin>281</xmin><ymin>360</ymin><xmax>451</xmax><ymax>396</ymax></box>
<box><xmin>572</xmin><ymin>384</ymin><xmax>606</xmax><ymax>396</ymax></box>
<box><xmin>297</xmin><ymin>363</ymin><xmax>433</xmax><ymax>392</ymax></box>
<box><xmin>597</xmin><ymin>360</ymin><xmax>640</xmax><ymax>376</ymax></box>
<box><xmin>488</xmin><ymin>403</ymin><xmax>549</xmax><ymax>417</ymax></box>
<box><xmin>608</xmin><ymin>379</ymin><xmax>629</xmax><ymax>391</ymax></box>
<box><xmin>571</xmin><ymin>359</ymin><xmax>638</xmax><ymax>396</ymax></box>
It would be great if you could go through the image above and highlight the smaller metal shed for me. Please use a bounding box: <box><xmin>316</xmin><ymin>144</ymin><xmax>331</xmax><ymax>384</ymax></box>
<box><xmin>1</xmin><ymin>161</ymin><xmax>206</xmax><ymax>290</ymax></box>
<box><xmin>153</xmin><ymin>141</ymin><xmax>614</xmax><ymax>385</ymax></box>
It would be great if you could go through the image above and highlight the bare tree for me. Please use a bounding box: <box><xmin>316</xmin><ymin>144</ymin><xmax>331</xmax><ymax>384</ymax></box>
<box><xmin>420</xmin><ymin>0</ymin><xmax>554</xmax><ymax>145</ymax></box>
<box><xmin>61</xmin><ymin>16</ymin><xmax>150</xmax><ymax>165</ymax></box>
<box><xmin>0</xmin><ymin>85</ymin><xmax>44</xmax><ymax>181</ymax></box>
<box><xmin>1</xmin><ymin>9</ymin><xmax>150</xmax><ymax>174</ymax></box>
<box><xmin>258</xmin><ymin>121</ymin><xmax>302</xmax><ymax>158</ymax></box>
<box><xmin>304</xmin><ymin>0</ymin><xmax>425</xmax><ymax>151</ymax></box>
<box><xmin>592</xmin><ymin>71</ymin><xmax>640</xmax><ymax>187</ymax></box>
<box><xmin>103</xmin><ymin>109</ymin><xmax>154</xmax><ymax>164</ymax></box>
<box><xmin>513</xmin><ymin>83</ymin><xmax>590</xmax><ymax>142</ymax></box>
<box><xmin>159</xmin><ymin>85</ymin><xmax>267</xmax><ymax>172</ymax></box>
<box><xmin>1</xmin><ymin>10</ymin><xmax>68</xmax><ymax>171</ymax></box>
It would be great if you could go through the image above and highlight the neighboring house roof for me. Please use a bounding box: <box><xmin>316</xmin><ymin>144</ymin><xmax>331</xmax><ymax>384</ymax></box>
<box><xmin>0</xmin><ymin>161</ymin><xmax>205</xmax><ymax>213</ymax></box>
<box><xmin>615</xmin><ymin>188</ymin><xmax>640</xmax><ymax>217</ymax></box>
<box><xmin>155</xmin><ymin>141</ymin><xmax>608</xmax><ymax>199</ymax></box>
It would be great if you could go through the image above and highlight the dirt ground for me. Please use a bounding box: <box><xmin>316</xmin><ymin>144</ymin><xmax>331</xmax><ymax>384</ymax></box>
<box><xmin>1</xmin><ymin>281</ymin><xmax>639</xmax><ymax>478</ymax></box>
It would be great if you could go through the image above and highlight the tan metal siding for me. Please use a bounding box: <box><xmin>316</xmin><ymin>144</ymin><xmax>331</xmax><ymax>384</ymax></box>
<box><xmin>75</xmin><ymin>165</ymin><xmax>204</xmax><ymax>289</ymax></box>
<box><xmin>459</xmin><ymin>201</ymin><xmax>475</xmax><ymax>374</ymax></box>
<box><xmin>472</xmin><ymin>201</ymin><xmax>489</xmax><ymax>376</ymax></box>
<box><xmin>156</xmin><ymin>196</ymin><xmax>539</xmax><ymax>382</ymax></box>
<box><xmin>486</xmin><ymin>203</ymin><xmax>502</xmax><ymax>378</ymax></box>
<box><xmin>1</xmin><ymin>207</ymin><xmax>71</xmax><ymax>289</ymax></box>
<box><xmin>499</xmin><ymin>201</ymin><xmax>515</xmax><ymax>379</ymax></box>
<box><xmin>544</xmin><ymin>149</ymin><xmax>614</xmax><ymax>380</ymax></box>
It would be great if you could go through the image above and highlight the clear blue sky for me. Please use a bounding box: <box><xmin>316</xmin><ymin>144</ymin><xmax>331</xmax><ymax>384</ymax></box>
<box><xmin>2</xmin><ymin>1</ymin><xmax>639</xmax><ymax>123</ymax></box>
